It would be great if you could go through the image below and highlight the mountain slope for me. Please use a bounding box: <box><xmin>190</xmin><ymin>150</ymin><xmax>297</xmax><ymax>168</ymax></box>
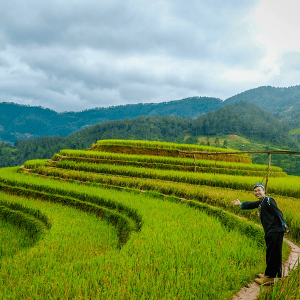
<box><xmin>2</xmin><ymin>100</ymin><xmax>294</xmax><ymax>169</ymax></box>
<box><xmin>71</xmin><ymin>101</ymin><xmax>294</xmax><ymax>147</ymax></box>
<box><xmin>190</xmin><ymin>101</ymin><xmax>294</xmax><ymax>146</ymax></box>
<box><xmin>224</xmin><ymin>85</ymin><xmax>300</xmax><ymax>127</ymax></box>
<box><xmin>2</xmin><ymin>85</ymin><xmax>300</xmax><ymax>144</ymax></box>
<box><xmin>0</xmin><ymin>97</ymin><xmax>222</xmax><ymax>143</ymax></box>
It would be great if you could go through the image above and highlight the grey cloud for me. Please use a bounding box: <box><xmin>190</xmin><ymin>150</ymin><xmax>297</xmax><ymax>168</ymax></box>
<box><xmin>1</xmin><ymin>0</ymin><xmax>261</xmax><ymax>61</ymax></box>
<box><xmin>0</xmin><ymin>0</ymin><xmax>276</xmax><ymax>112</ymax></box>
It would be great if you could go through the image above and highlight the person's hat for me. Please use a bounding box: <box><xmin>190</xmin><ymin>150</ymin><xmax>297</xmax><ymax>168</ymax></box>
<box><xmin>253</xmin><ymin>183</ymin><xmax>265</xmax><ymax>190</ymax></box>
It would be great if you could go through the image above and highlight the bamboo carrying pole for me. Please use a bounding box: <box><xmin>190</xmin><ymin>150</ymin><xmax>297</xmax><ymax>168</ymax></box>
<box><xmin>265</xmin><ymin>153</ymin><xmax>271</xmax><ymax>193</ymax></box>
<box><xmin>178</xmin><ymin>149</ymin><xmax>300</xmax><ymax>188</ymax></box>
<box><xmin>178</xmin><ymin>150</ymin><xmax>300</xmax><ymax>155</ymax></box>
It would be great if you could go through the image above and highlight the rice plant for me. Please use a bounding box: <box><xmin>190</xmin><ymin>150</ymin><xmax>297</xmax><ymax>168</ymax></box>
<box><xmin>0</xmin><ymin>174</ymin><xmax>266</xmax><ymax>299</ymax></box>
<box><xmin>1</xmin><ymin>138</ymin><xmax>299</xmax><ymax>299</ymax></box>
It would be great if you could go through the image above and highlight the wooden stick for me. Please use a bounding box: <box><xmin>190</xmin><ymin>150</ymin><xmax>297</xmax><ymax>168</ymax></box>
<box><xmin>265</xmin><ymin>153</ymin><xmax>271</xmax><ymax>193</ymax></box>
<box><xmin>178</xmin><ymin>150</ymin><xmax>300</xmax><ymax>155</ymax></box>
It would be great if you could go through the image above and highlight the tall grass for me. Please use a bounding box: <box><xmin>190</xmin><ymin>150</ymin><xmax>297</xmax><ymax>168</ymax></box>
<box><xmin>57</xmin><ymin>149</ymin><xmax>281</xmax><ymax>172</ymax></box>
<box><xmin>0</xmin><ymin>170</ymin><xmax>266</xmax><ymax>299</ymax></box>
<box><xmin>91</xmin><ymin>139</ymin><xmax>252</xmax><ymax>163</ymax></box>
<box><xmin>25</xmin><ymin>165</ymin><xmax>300</xmax><ymax>243</ymax></box>
<box><xmin>92</xmin><ymin>139</ymin><xmax>236</xmax><ymax>152</ymax></box>
<box><xmin>0</xmin><ymin>190</ymin><xmax>120</xmax><ymax>299</ymax></box>
<box><xmin>258</xmin><ymin>261</ymin><xmax>300</xmax><ymax>300</ymax></box>
<box><xmin>51</xmin><ymin>159</ymin><xmax>300</xmax><ymax>198</ymax></box>
<box><xmin>0</xmin><ymin>216</ymin><xmax>34</xmax><ymax>259</ymax></box>
<box><xmin>1</xmin><ymin>136</ymin><xmax>299</xmax><ymax>299</ymax></box>
<box><xmin>51</xmin><ymin>150</ymin><xmax>284</xmax><ymax>177</ymax></box>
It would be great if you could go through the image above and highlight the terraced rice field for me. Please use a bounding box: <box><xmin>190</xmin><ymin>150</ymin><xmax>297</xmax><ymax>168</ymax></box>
<box><xmin>0</xmin><ymin>140</ymin><xmax>298</xmax><ymax>299</ymax></box>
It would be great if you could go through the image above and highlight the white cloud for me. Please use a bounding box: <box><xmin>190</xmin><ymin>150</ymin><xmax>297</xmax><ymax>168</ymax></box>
<box><xmin>0</xmin><ymin>0</ymin><xmax>299</xmax><ymax>112</ymax></box>
<box><xmin>253</xmin><ymin>0</ymin><xmax>300</xmax><ymax>81</ymax></box>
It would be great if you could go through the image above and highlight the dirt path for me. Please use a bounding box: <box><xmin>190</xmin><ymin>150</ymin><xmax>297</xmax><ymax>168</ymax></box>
<box><xmin>231</xmin><ymin>237</ymin><xmax>300</xmax><ymax>300</ymax></box>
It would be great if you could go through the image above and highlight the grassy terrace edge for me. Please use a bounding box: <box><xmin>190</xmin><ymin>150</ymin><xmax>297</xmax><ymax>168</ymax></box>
<box><xmin>44</xmin><ymin>159</ymin><xmax>300</xmax><ymax>199</ymax></box>
<box><xmin>91</xmin><ymin>139</ymin><xmax>252</xmax><ymax>163</ymax></box>
<box><xmin>20</xmin><ymin>163</ymin><xmax>300</xmax><ymax>244</ymax></box>
<box><xmin>0</xmin><ymin>203</ymin><xmax>49</xmax><ymax>242</ymax></box>
<box><xmin>7</xmin><ymin>139</ymin><xmax>299</xmax><ymax>300</ymax></box>
<box><xmin>0</xmin><ymin>156</ymin><xmax>296</xmax><ymax>298</ymax></box>
<box><xmin>0</xmin><ymin>168</ymin><xmax>142</xmax><ymax>247</ymax></box>
<box><xmin>92</xmin><ymin>139</ymin><xmax>238</xmax><ymax>152</ymax></box>
<box><xmin>1</xmin><ymin>166</ymin><xmax>267</xmax><ymax>248</ymax></box>
<box><xmin>52</xmin><ymin>150</ymin><xmax>284</xmax><ymax>177</ymax></box>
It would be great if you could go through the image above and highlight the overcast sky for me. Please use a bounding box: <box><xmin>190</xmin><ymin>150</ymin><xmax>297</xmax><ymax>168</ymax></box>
<box><xmin>0</xmin><ymin>0</ymin><xmax>300</xmax><ymax>112</ymax></box>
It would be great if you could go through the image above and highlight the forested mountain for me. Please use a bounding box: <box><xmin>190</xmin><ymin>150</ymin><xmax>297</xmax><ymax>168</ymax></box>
<box><xmin>224</xmin><ymin>85</ymin><xmax>300</xmax><ymax>127</ymax></box>
<box><xmin>190</xmin><ymin>101</ymin><xmax>293</xmax><ymax>145</ymax></box>
<box><xmin>0</xmin><ymin>97</ymin><xmax>222</xmax><ymax>144</ymax></box>
<box><xmin>1</xmin><ymin>101</ymin><xmax>297</xmax><ymax>170</ymax></box>
<box><xmin>2</xmin><ymin>85</ymin><xmax>300</xmax><ymax>144</ymax></box>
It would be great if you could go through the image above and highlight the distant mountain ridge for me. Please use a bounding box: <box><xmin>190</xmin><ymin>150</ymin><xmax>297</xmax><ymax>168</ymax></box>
<box><xmin>223</xmin><ymin>85</ymin><xmax>300</xmax><ymax>127</ymax></box>
<box><xmin>1</xmin><ymin>100</ymin><xmax>299</xmax><ymax>174</ymax></box>
<box><xmin>0</xmin><ymin>100</ymin><xmax>294</xmax><ymax>168</ymax></box>
<box><xmin>0</xmin><ymin>97</ymin><xmax>222</xmax><ymax>143</ymax></box>
<box><xmin>1</xmin><ymin>84</ymin><xmax>300</xmax><ymax>144</ymax></box>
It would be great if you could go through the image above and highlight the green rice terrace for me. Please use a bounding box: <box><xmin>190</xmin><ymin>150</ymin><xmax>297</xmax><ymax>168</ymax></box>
<box><xmin>0</xmin><ymin>139</ymin><xmax>299</xmax><ymax>299</ymax></box>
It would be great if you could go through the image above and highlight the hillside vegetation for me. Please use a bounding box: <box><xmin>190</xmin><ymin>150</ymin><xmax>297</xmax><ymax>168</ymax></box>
<box><xmin>2</xmin><ymin>101</ymin><xmax>299</xmax><ymax>174</ymax></box>
<box><xmin>0</xmin><ymin>97</ymin><xmax>222</xmax><ymax>143</ymax></box>
<box><xmin>224</xmin><ymin>85</ymin><xmax>300</xmax><ymax>128</ymax></box>
<box><xmin>2</xmin><ymin>85</ymin><xmax>300</xmax><ymax>145</ymax></box>
<box><xmin>0</xmin><ymin>139</ymin><xmax>298</xmax><ymax>299</ymax></box>
<box><xmin>194</xmin><ymin>134</ymin><xmax>300</xmax><ymax>176</ymax></box>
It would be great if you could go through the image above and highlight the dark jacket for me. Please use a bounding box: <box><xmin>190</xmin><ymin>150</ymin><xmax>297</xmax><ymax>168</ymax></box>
<box><xmin>241</xmin><ymin>196</ymin><xmax>286</xmax><ymax>236</ymax></box>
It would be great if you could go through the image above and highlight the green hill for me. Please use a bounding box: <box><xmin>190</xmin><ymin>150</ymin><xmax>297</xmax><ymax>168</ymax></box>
<box><xmin>0</xmin><ymin>97</ymin><xmax>222</xmax><ymax>143</ymax></box>
<box><xmin>0</xmin><ymin>139</ymin><xmax>298</xmax><ymax>298</ymax></box>
<box><xmin>224</xmin><ymin>85</ymin><xmax>300</xmax><ymax>128</ymax></box>
<box><xmin>2</xmin><ymin>85</ymin><xmax>300</xmax><ymax>144</ymax></box>
<box><xmin>2</xmin><ymin>101</ymin><xmax>299</xmax><ymax>175</ymax></box>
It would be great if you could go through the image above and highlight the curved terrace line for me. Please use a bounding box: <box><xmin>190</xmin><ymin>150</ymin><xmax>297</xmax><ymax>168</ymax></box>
<box><xmin>0</xmin><ymin>180</ymin><xmax>141</xmax><ymax>247</ymax></box>
<box><xmin>179</xmin><ymin>149</ymin><xmax>300</xmax><ymax>192</ymax></box>
<box><xmin>22</xmin><ymin>162</ymin><xmax>300</xmax><ymax>298</ymax></box>
<box><xmin>14</xmin><ymin>145</ymin><xmax>300</xmax><ymax>298</ymax></box>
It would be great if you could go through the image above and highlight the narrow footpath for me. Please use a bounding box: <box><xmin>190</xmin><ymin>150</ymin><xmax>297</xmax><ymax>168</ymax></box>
<box><xmin>232</xmin><ymin>238</ymin><xmax>300</xmax><ymax>300</ymax></box>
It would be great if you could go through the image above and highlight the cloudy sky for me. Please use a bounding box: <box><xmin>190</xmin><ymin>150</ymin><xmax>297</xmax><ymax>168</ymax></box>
<box><xmin>0</xmin><ymin>0</ymin><xmax>299</xmax><ymax>112</ymax></box>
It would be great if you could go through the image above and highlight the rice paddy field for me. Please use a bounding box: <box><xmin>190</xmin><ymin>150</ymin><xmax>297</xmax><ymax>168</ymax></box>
<box><xmin>0</xmin><ymin>139</ymin><xmax>299</xmax><ymax>299</ymax></box>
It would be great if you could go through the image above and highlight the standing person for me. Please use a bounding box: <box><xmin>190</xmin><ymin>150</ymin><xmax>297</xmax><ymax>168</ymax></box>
<box><xmin>232</xmin><ymin>183</ymin><xmax>289</xmax><ymax>285</ymax></box>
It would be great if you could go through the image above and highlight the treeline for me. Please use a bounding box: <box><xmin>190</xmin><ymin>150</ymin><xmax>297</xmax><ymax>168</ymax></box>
<box><xmin>0</xmin><ymin>97</ymin><xmax>222</xmax><ymax>143</ymax></box>
<box><xmin>0</xmin><ymin>142</ymin><xmax>16</xmax><ymax>168</ymax></box>
<box><xmin>7</xmin><ymin>115</ymin><xmax>192</xmax><ymax>167</ymax></box>
<box><xmin>224</xmin><ymin>85</ymin><xmax>300</xmax><ymax>127</ymax></box>
<box><xmin>190</xmin><ymin>101</ymin><xmax>294</xmax><ymax>145</ymax></box>
<box><xmin>1</xmin><ymin>101</ymin><xmax>299</xmax><ymax>174</ymax></box>
<box><xmin>2</xmin><ymin>85</ymin><xmax>300</xmax><ymax>145</ymax></box>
